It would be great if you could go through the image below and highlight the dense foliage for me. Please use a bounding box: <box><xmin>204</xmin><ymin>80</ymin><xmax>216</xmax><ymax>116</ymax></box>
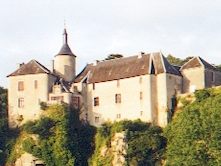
<box><xmin>90</xmin><ymin>120</ymin><xmax>166</xmax><ymax>166</ymax></box>
<box><xmin>6</xmin><ymin>104</ymin><xmax>95</xmax><ymax>166</ymax></box>
<box><xmin>0</xmin><ymin>87</ymin><xmax>16</xmax><ymax>164</ymax></box>
<box><xmin>166</xmin><ymin>54</ymin><xmax>193</xmax><ymax>66</ymax></box>
<box><xmin>0</xmin><ymin>87</ymin><xmax>7</xmax><ymax>159</ymax></box>
<box><xmin>164</xmin><ymin>88</ymin><xmax>221</xmax><ymax>165</ymax></box>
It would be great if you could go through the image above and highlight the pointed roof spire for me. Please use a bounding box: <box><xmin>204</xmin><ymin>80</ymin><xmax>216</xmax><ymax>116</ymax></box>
<box><xmin>56</xmin><ymin>27</ymin><xmax>75</xmax><ymax>57</ymax></box>
<box><xmin>63</xmin><ymin>28</ymin><xmax>68</xmax><ymax>44</ymax></box>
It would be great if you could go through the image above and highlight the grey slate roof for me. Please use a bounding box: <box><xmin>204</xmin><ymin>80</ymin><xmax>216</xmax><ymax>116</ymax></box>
<box><xmin>74</xmin><ymin>52</ymin><xmax>181</xmax><ymax>83</ymax></box>
<box><xmin>56</xmin><ymin>28</ymin><xmax>75</xmax><ymax>57</ymax></box>
<box><xmin>57</xmin><ymin>43</ymin><xmax>75</xmax><ymax>56</ymax></box>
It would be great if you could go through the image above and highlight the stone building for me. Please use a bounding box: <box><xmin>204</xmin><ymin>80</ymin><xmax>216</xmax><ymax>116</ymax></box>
<box><xmin>7</xmin><ymin>29</ymin><xmax>221</xmax><ymax>128</ymax></box>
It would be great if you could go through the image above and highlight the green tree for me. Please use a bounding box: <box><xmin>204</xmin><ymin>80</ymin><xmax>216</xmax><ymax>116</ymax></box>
<box><xmin>0</xmin><ymin>87</ymin><xmax>8</xmax><ymax>163</ymax></box>
<box><xmin>166</xmin><ymin>54</ymin><xmax>193</xmax><ymax>66</ymax></box>
<box><xmin>105</xmin><ymin>54</ymin><xmax>123</xmax><ymax>60</ymax></box>
<box><xmin>164</xmin><ymin>89</ymin><xmax>221</xmax><ymax>165</ymax></box>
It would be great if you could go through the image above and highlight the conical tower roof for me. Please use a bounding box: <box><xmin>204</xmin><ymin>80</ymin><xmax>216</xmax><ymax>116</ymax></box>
<box><xmin>56</xmin><ymin>28</ymin><xmax>75</xmax><ymax>56</ymax></box>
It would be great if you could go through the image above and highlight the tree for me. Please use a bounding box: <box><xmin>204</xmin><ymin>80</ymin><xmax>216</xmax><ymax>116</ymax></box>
<box><xmin>164</xmin><ymin>89</ymin><xmax>221</xmax><ymax>165</ymax></box>
<box><xmin>0</xmin><ymin>87</ymin><xmax>8</xmax><ymax>164</ymax></box>
<box><xmin>105</xmin><ymin>54</ymin><xmax>123</xmax><ymax>60</ymax></box>
<box><xmin>166</xmin><ymin>54</ymin><xmax>193</xmax><ymax>66</ymax></box>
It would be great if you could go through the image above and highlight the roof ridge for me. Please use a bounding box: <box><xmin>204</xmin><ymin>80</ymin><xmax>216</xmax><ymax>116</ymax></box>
<box><xmin>31</xmin><ymin>59</ymin><xmax>51</xmax><ymax>74</ymax></box>
<box><xmin>180</xmin><ymin>56</ymin><xmax>197</xmax><ymax>70</ymax></box>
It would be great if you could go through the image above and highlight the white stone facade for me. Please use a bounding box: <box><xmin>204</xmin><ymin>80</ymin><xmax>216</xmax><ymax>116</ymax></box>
<box><xmin>7</xmin><ymin>30</ymin><xmax>221</xmax><ymax>128</ymax></box>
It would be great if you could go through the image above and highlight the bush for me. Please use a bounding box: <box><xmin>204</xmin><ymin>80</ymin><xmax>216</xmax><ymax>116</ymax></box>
<box><xmin>194</xmin><ymin>89</ymin><xmax>210</xmax><ymax>102</ymax></box>
<box><xmin>90</xmin><ymin>120</ymin><xmax>166</xmax><ymax>166</ymax></box>
<box><xmin>40</xmin><ymin>102</ymin><xmax>48</xmax><ymax>110</ymax></box>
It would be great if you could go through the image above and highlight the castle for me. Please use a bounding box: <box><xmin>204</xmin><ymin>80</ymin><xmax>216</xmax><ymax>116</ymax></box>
<box><xmin>7</xmin><ymin>29</ymin><xmax>221</xmax><ymax>128</ymax></box>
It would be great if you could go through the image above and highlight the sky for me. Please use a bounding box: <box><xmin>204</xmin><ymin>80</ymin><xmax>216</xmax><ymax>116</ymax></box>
<box><xmin>1</xmin><ymin>0</ymin><xmax>221</xmax><ymax>87</ymax></box>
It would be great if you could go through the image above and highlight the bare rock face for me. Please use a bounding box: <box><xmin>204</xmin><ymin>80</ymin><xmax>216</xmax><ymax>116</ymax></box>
<box><xmin>15</xmin><ymin>153</ymin><xmax>44</xmax><ymax>166</ymax></box>
<box><xmin>111</xmin><ymin>132</ymin><xmax>128</xmax><ymax>166</ymax></box>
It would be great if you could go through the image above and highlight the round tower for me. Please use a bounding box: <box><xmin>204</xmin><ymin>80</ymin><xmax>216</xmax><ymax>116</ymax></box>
<box><xmin>54</xmin><ymin>28</ymin><xmax>76</xmax><ymax>82</ymax></box>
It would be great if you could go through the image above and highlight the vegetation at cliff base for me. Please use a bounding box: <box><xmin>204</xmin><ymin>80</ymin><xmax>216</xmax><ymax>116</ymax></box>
<box><xmin>164</xmin><ymin>88</ymin><xmax>221</xmax><ymax>165</ymax></box>
<box><xmin>6</xmin><ymin>104</ymin><xmax>95</xmax><ymax>166</ymax></box>
<box><xmin>0</xmin><ymin>87</ymin><xmax>18</xmax><ymax>165</ymax></box>
<box><xmin>90</xmin><ymin>120</ymin><xmax>166</xmax><ymax>166</ymax></box>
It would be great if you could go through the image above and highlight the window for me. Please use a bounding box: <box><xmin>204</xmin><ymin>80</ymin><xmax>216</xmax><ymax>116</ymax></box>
<box><xmin>116</xmin><ymin>114</ymin><xmax>121</xmax><ymax>119</ymax></box>
<box><xmin>140</xmin><ymin>92</ymin><xmax>143</xmax><ymax>100</ymax></box>
<box><xmin>18</xmin><ymin>81</ymin><xmax>24</xmax><ymax>91</ymax></box>
<box><xmin>73</xmin><ymin>86</ymin><xmax>78</xmax><ymax>92</ymax></box>
<box><xmin>139</xmin><ymin>77</ymin><xmax>142</xmax><ymax>84</ymax></box>
<box><xmin>95</xmin><ymin>116</ymin><xmax>99</xmax><ymax>123</ymax></box>
<box><xmin>18</xmin><ymin>98</ymin><xmax>24</xmax><ymax>108</ymax></box>
<box><xmin>117</xmin><ymin>80</ymin><xmax>120</xmax><ymax>87</ymax></box>
<box><xmin>72</xmin><ymin>96</ymin><xmax>80</xmax><ymax>108</ymax></box>
<box><xmin>34</xmin><ymin>80</ymin><xmax>38</xmax><ymax>89</ymax></box>
<box><xmin>140</xmin><ymin>111</ymin><xmax>143</xmax><ymax>116</ymax></box>
<box><xmin>93</xmin><ymin>83</ymin><xmax>95</xmax><ymax>90</ymax></box>
<box><xmin>94</xmin><ymin>97</ymin><xmax>99</xmax><ymax>106</ymax></box>
<box><xmin>115</xmin><ymin>94</ymin><xmax>121</xmax><ymax>103</ymax></box>
<box><xmin>51</xmin><ymin>96</ymin><xmax>64</xmax><ymax>101</ymax></box>
<box><xmin>212</xmin><ymin>72</ymin><xmax>215</xmax><ymax>82</ymax></box>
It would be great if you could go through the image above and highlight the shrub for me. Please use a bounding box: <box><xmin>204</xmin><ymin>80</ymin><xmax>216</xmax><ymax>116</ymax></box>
<box><xmin>194</xmin><ymin>89</ymin><xmax>210</xmax><ymax>102</ymax></box>
<box><xmin>40</xmin><ymin>102</ymin><xmax>48</xmax><ymax>110</ymax></box>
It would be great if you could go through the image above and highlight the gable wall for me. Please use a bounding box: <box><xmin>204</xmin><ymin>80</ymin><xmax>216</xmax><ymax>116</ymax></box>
<box><xmin>181</xmin><ymin>67</ymin><xmax>205</xmax><ymax>93</ymax></box>
<box><xmin>8</xmin><ymin>74</ymin><xmax>56</xmax><ymax>128</ymax></box>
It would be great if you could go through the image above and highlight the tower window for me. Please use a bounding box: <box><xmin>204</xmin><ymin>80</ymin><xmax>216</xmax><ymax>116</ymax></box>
<box><xmin>93</xmin><ymin>83</ymin><xmax>95</xmax><ymax>90</ymax></box>
<box><xmin>18</xmin><ymin>98</ymin><xmax>24</xmax><ymax>108</ymax></box>
<box><xmin>18</xmin><ymin>81</ymin><xmax>24</xmax><ymax>91</ymax></box>
<box><xmin>94</xmin><ymin>97</ymin><xmax>99</xmax><ymax>106</ymax></box>
<box><xmin>34</xmin><ymin>80</ymin><xmax>38</xmax><ymax>89</ymax></box>
<box><xmin>115</xmin><ymin>94</ymin><xmax>121</xmax><ymax>103</ymax></box>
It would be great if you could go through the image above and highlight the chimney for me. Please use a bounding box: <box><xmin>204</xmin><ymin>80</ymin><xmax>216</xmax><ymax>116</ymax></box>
<box><xmin>138</xmin><ymin>52</ymin><xmax>145</xmax><ymax>59</ymax></box>
<box><xmin>93</xmin><ymin>60</ymin><xmax>99</xmax><ymax>66</ymax></box>
<box><xmin>18</xmin><ymin>63</ymin><xmax>25</xmax><ymax>68</ymax></box>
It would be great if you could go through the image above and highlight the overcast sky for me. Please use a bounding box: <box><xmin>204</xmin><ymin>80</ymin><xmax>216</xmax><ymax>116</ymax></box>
<box><xmin>1</xmin><ymin>0</ymin><xmax>221</xmax><ymax>87</ymax></box>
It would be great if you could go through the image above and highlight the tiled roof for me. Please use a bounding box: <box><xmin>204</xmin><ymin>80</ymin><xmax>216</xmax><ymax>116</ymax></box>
<box><xmin>74</xmin><ymin>52</ymin><xmax>181</xmax><ymax>83</ymax></box>
<box><xmin>181</xmin><ymin>57</ymin><xmax>217</xmax><ymax>70</ymax></box>
<box><xmin>7</xmin><ymin>60</ymin><xmax>52</xmax><ymax>77</ymax></box>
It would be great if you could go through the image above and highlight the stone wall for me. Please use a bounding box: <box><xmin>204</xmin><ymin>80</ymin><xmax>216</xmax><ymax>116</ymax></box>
<box><xmin>8</xmin><ymin>73</ymin><xmax>56</xmax><ymax>128</ymax></box>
